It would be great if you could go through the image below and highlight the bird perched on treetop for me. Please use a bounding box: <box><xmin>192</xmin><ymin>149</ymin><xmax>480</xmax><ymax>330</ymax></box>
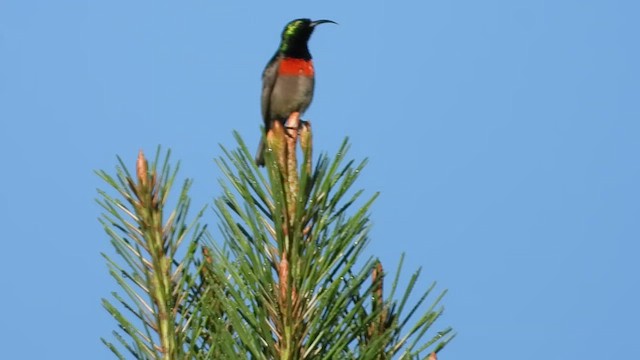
<box><xmin>255</xmin><ymin>18</ymin><xmax>337</xmax><ymax>166</ymax></box>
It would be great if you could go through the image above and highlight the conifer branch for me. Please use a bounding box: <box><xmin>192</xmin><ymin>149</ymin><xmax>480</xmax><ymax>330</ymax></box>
<box><xmin>98</xmin><ymin>149</ymin><xmax>208</xmax><ymax>359</ymax></box>
<box><xmin>98</xmin><ymin>133</ymin><xmax>454</xmax><ymax>359</ymax></box>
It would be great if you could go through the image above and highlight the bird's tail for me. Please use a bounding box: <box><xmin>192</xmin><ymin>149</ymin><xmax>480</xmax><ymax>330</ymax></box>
<box><xmin>255</xmin><ymin>137</ymin><xmax>265</xmax><ymax>167</ymax></box>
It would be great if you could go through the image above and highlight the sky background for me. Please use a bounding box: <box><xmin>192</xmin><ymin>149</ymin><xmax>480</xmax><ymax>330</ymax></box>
<box><xmin>1</xmin><ymin>1</ymin><xmax>638</xmax><ymax>359</ymax></box>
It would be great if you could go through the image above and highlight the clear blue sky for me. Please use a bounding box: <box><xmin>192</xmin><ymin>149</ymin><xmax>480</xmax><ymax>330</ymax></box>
<box><xmin>1</xmin><ymin>1</ymin><xmax>638</xmax><ymax>359</ymax></box>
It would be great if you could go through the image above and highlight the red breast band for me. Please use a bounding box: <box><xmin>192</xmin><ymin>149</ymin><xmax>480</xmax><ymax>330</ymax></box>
<box><xmin>278</xmin><ymin>58</ymin><xmax>315</xmax><ymax>76</ymax></box>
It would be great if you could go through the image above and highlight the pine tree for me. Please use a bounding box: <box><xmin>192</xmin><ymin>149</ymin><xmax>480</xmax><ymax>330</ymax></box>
<box><xmin>97</xmin><ymin>114</ymin><xmax>454</xmax><ymax>359</ymax></box>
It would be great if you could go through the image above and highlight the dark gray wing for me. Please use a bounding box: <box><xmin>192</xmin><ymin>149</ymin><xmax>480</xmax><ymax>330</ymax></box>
<box><xmin>261</xmin><ymin>53</ymin><xmax>280</xmax><ymax>130</ymax></box>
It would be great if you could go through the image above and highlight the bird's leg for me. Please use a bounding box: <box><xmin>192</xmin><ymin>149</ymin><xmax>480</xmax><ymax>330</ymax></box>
<box><xmin>284</xmin><ymin>112</ymin><xmax>301</xmax><ymax>138</ymax></box>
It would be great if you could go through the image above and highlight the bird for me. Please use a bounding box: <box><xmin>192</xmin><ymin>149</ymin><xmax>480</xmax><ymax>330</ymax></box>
<box><xmin>255</xmin><ymin>18</ymin><xmax>336</xmax><ymax>166</ymax></box>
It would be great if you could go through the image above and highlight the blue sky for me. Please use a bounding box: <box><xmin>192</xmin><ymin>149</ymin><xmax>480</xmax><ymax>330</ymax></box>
<box><xmin>1</xmin><ymin>1</ymin><xmax>638</xmax><ymax>358</ymax></box>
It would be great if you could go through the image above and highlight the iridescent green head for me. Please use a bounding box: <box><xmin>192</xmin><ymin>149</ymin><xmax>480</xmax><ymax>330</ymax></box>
<box><xmin>278</xmin><ymin>18</ymin><xmax>337</xmax><ymax>58</ymax></box>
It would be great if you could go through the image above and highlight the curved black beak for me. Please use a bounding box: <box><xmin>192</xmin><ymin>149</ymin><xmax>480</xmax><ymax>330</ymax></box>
<box><xmin>310</xmin><ymin>19</ymin><xmax>338</xmax><ymax>27</ymax></box>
